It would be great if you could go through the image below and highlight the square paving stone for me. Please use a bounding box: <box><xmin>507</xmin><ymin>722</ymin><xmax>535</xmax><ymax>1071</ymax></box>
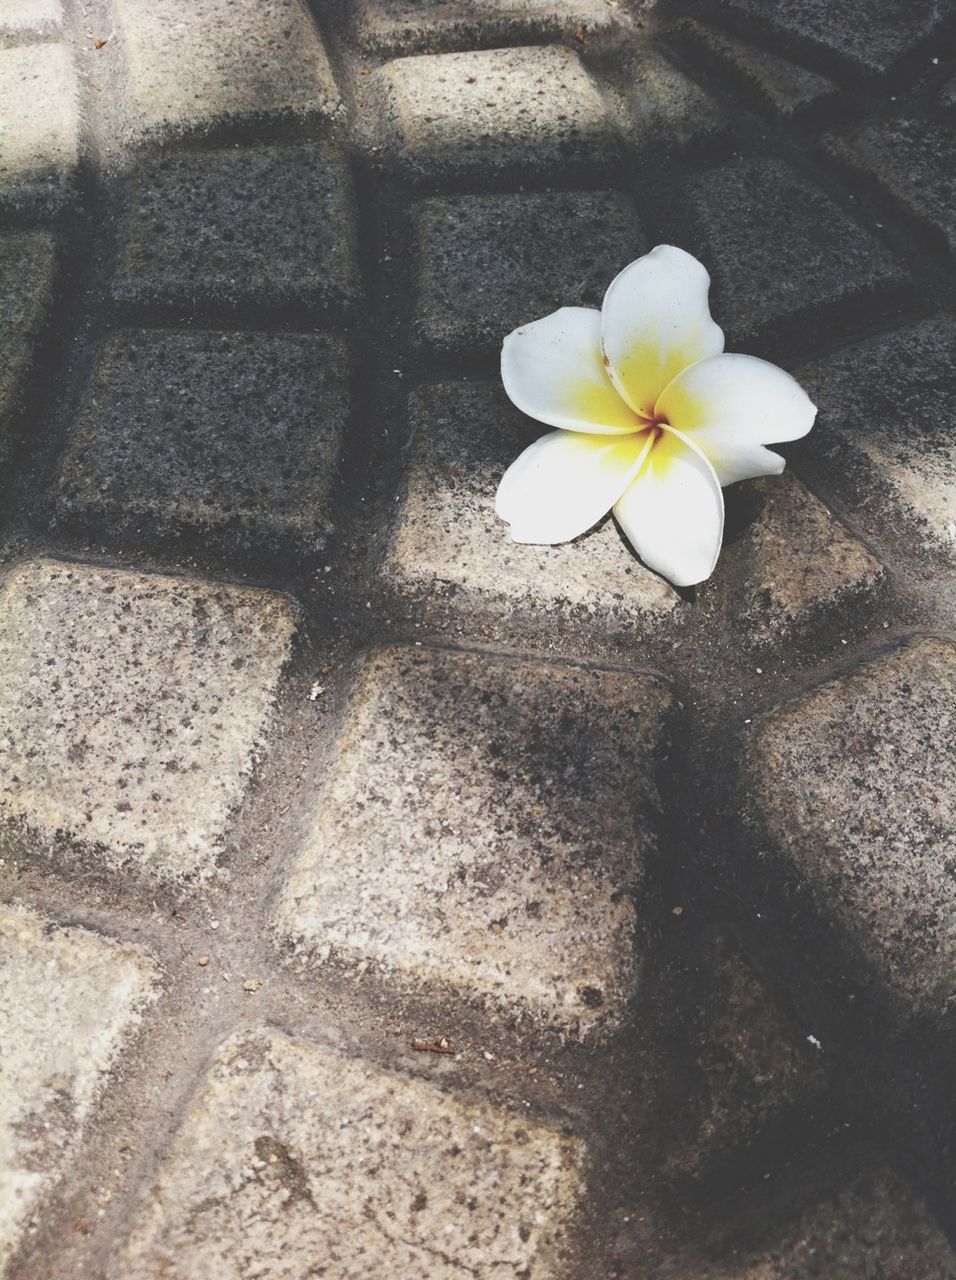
<box><xmin>0</xmin><ymin>231</ymin><xmax>57</xmax><ymax>464</ymax></box>
<box><xmin>677</xmin><ymin>20</ymin><xmax>839</xmax><ymax>121</ymax></box>
<box><xmin>0</xmin><ymin>903</ymin><xmax>156</xmax><ymax>1276</ymax></box>
<box><xmin>797</xmin><ymin>315</ymin><xmax>956</xmax><ymax>561</ymax></box>
<box><xmin>117</xmin><ymin>1027</ymin><xmax>584</xmax><ymax>1280</ymax></box>
<box><xmin>0</xmin><ymin>44</ymin><xmax>78</xmax><ymax>213</ymax></box>
<box><xmin>354</xmin><ymin>0</ymin><xmax>624</xmax><ymax>54</ymax></box>
<box><xmin>275</xmin><ymin>645</ymin><xmax>674</xmax><ymax>1036</ymax></box>
<box><xmin>710</xmin><ymin>0</ymin><xmax>948</xmax><ymax>80</ymax></box>
<box><xmin>383</xmin><ymin>381</ymin><xmax>678</xmax><ymax>637</ymax></box>
<box><xmin>0</xmin><ymin>559</ymin><xmax>297</xmax><ymax>885</ymax></box>
<box><xmin>703</xmin><ymin>1167</ymin><xmax>956</xmax><ymax>1277</ymax></box>
<box><xmin>56</xmin><ymin>330</ymin><xmax>349</xmax><ymax>551</ymax></box>
<box><xmin>625</xmin><ymin>43</ymin><xmax>730</xmax><ymax>156</ymax></box>
<box><xmin>678</xmin><ymin>155</ymin><xmax>909</xmax><ymax>345</ymax></box>
<box><xmin>378</xmin><ymin>45</ymin><xmax>616</xmax><ymax>182</ymax></box>
<box><xmin>413</xmin><ymin>191</ymin><xmax>646</xmax><ymax>354</ymax></box>
<box><xmin>824</xmin><ymin>117</ymin><xmax>956</xmax><ymax>257</ymax></box>
<box><xmin>113</xmin><ymin>143</ymin><xmax>361</xmax><ymax>314</ymax></box>
<box><xmin>721</xmin><ymin>472</ymin><xmax>886</xmax><ymax>647</ymax></box>
<box><xmin>115</xmin><ymin>0</ymin><xmax>341</xmax><ymax>143</ymax></box>
<box><xmin>746</xmin><ymin>635</ymin><xmax>956</xmax><ymax>1025</ymax></box>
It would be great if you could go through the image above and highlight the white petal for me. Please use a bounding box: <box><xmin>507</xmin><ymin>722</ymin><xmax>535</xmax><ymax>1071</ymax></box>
<box><xmin>613</xmin><ymin>427</ymin><xmax>724</xmax><ymax>587</ymax></box>
<box><xmin>601</xmin><ymin>245</ymin><xmax>725</xmax><ymax>419</ymax></box>
<box><xmin>656</xmin><ymin>353</ymin><xmax>817</xmax><ymax>486</ymax></box>
<box><xmin>501</xmin><ymin>306</ymin><xmax>647</xmax><ymax>436</ymax></box>
<box><xmin>497</xmin><ymin>428</ymin><xmax>655</xmax><ymax>544</ymax></box>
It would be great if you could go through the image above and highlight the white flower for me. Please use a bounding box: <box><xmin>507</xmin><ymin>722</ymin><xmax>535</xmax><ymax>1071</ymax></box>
<box><xmin>495</xmin><ymin>245</ymin><xmax>817</xmax><ymax>587</ymax></box>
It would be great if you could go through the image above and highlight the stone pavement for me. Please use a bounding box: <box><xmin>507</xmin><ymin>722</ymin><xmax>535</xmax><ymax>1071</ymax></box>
<box><xmin>0</xmin><ymin>0</ymin><xmax>954</xmax><ymax>1276</ymax></box>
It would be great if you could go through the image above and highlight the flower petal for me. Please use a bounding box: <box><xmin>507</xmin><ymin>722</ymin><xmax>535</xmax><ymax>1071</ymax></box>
<box><xmin>601</xmin><ymin>245</ymin><xmax>725</xmax><ymax>419</ymax></box>
<box><xmin>502</xmin><ymin>306</ymin><xmax>649</xmax><ymax>436</ymax></box>
<box><xmin>656</xmin><ymin>353</ymin><xmax>817</xmax><ymax>486</ymax></box>
<box><xmin>497</xmin><ymin>428</ymin><xmax>655</xmax><ymax>544</ymax></box>
<box><xmin>613</xmin><ymin>426</ymin><xmax>724</xmax><ymax>587</ymax></box>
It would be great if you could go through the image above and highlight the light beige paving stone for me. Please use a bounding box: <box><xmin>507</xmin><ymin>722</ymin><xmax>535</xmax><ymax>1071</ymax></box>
<box><xmin>799</xmin><ymin>316</ymin><xmax>956</xmax><ymax>561</ymax></box>
<box><xmin>275</xmin><ymin>645</ymin><xmax>674</xmax><ymax>1036</ymax></box>
<box><xmin>727</xmin><ymin>473</ymin><xmax>886</xmax><ymax>644</ymax></box>
<box><xmin>701</xmin><ymin>1168</ymin><xmax>956</xmax><ymax>1278</ymax></box>
<box><xmin>117</xmin><ymin>1027</ymin><xmax>584</xmax><ymax>1280</ymax></box>
<box><xmin>0</xmin><ymin>559</ymin><xmax>296</xmax><ymax>885</ymax></box>
<box><xmin>115</xmin><ymin>0</ymin><xmax>341</xmax><ymax>142</ymax></box>
<box><xmin>0</xmin><ymin>903</ymin><xmax>156</xmax><ymax>1275</ymax></box>
<box><xmin>355</xmin><ymin>0</ymin><xmax>624</xmax><ymax>54</ymax></box>
<box><xmin>378</xmin><ymin>45</ymin><xmax>616</xmax><ymax>180</ymax></box>
<box><xmin>0</xmin><ymin>44</ymin><xmax>78</xmax><ymax>213</ymax></box>
<box><xmin>747</xmin><ymin>635</ymin><xmax>956</xmax><ymax>1021</ymax></box>
<box><xmin>0</xmin><ymin>0</ymin><xmax>61</xmax><ymax>35</ymax></box>
<box><xmin>384</xmin><ymin>382</ymin><xmax>677</xmax><ymax>633</ymax></box>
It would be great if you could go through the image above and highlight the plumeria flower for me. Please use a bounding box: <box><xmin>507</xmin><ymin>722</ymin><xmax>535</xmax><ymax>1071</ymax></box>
<box><xmin>495</xmin><ymin>245</ymin><xmax>817</xmax><ymax>587</ymax></box>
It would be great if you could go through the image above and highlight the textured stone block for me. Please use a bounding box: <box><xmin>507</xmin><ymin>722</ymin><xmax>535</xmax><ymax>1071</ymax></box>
<box><xmin>275</xmin><ymin>645</ymin><xmax>674</xmax><ymax>1036</ymax></box>
<box><xmin>667</xmin><ymin>935</ymin><xmax>825</xmax><ymax>1181</ymax></box>
<box><xmin>679</xmin><ymin>156</ymin><xmax>908</xmax><ymax>344</ymax></box>
<box><xmin>56</xmin><ymin>330</ymin><xmax>349</xmax><ymax>550</ymax></box>
<box><xmin>0</xmin><ymin>904</ymin><xmax>156</xmax><ymax>1275</ymax></box>
<box><xmin>117</xmin><ymin>1028</ymin><xmax>584</xmax><ymax>1279</ymax></box>
<box><xmin>114</xmin><ymin>143</ymin><xmax>360</xmax><ymax>314</ymax></box>
<box><xmin>413</xmin><ymin>191</ymin><xmax>645</xmax><ymax>354</ymax></box>
<box><xmin>708</xmin><ymin>1168</ymin><xmax>956</xmax><ymax>1277</ymax></box>
<box><xmin>797</xmin><ymin>316</ymin><xmax>956</xmax><ymax>560</ymax></box>
<box><xmin>0</xmin><ymin>0</ymin><xmax>61</xmax><ymax>35</ymax></box>
<box><xmin>625</xmin><ymin>43</ymin><xmax>729</xmax><ymax>155</ymax></box>
<box><xmin>824</xmin><ymin>118</ymin><xmax>956</xmax><ymax>256</ymax></box>
<box><xmin>378</xmin><ymin>45</ymin><xmax>616</xmax><ymax>181</ymax></box>
<box><xmin>0</xmin><ymin>559</ymin><xmax>296</xmax><ymax>885</ymax></box>
<box><xmin>747</xmin><ymin>636</ymin><xmax>956</xmax><ymax>1022</ymax></box>
<box><xmin>710</xmin><ymin>0</ymin><xmax>947</xmax><ymax>79</ymax></box>
<box><xmin>724</xmin><ymin>473</ymin><xmax>886</xmax><ymax>645</ymax></box>
<box><xmin>115</xmin><ymin>0</ymin><xmax>341</xmax><ymax>142</ymax></box>
<box><xmin>0</xmin><ymin>232</ymin><xmax>57</xmax><ymax>460</ymax></box>
<box><xmin>0</xmin><ymin>44</ymin><xmax>77</xmax><ymax>213</ymax></box>
<box><xmin>354</xmin><ymin>0</ymin><xmax>624</xmax><ymax>54</ymax></box>
<box><xmin>677</xmin><ymin>20</ymin><xmax>839</xmax><ymax>120</ymax></box>
<box><xmin>383</xmin><ymin>382</ymin><xmax>677</xmax><ymax>636</ymax></box>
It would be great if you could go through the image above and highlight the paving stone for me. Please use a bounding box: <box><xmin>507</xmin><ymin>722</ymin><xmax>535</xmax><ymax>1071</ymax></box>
<box><xmin>677</xmin><ymin>20</ymin><xmax>840</xmax><ymax>121</ymax></box>
<box><xmin>940</xmin><ymin>72</ymin><xmax>956</xmax><ymax>114</ymax></box>
<box><xmin>624</xmin><ymin>42</ymin><xmax>730</xmax><ymax>155</ymax></box>
<box><xmin>115</xmin><ymin>0</ymin><xmax>341</xmax><ymax>143</ymax></box>
<box><xmin>56</xmin><ymin>330</ymin><xmax>349</xmax><ymax>550</ymax></box>
<box><xmin>378</xmin><ymin>45</ymin><xmax>616</xmax><ymax>182</ymax></box>
<box><xmin>413</xmin><ymin>191</ymin><xmax>646</xmax><ymax>355</ymax></box>
<box><xmin>746</xmin><ymin>635</ymin><xmax>956</xmax><ymax>1023</ymax></box>
<box><xmin>0</xmin><ymin>903</ymin><xmax>156</xmax><ymax>1275</ymax></box>
<box><xmin>678</xmin><ymin>155</ymin><xmax>908</xmax><ymax>344</ymax></box>
<box><xmin>723</xmin><ymin>473</ymin><xmax>886</xmax><ymax>646</ymax></box>
<box><xmin>797</xmin><ymin>315</ymin><xmax>956</xmax><ymax>560</ymax></box>
<box><xmin>824</xmin><ymin>117</ymin><xmax>956</xmax><ymax>256</ymax></box>
<box><xmin>0</xmin><ymin>231</ymin><xmax>57</xmax><ymax>464</ymax></box>
<box><xmin>117</xmin><ymin>1027</ymin><xmax>584</xmax><ymax>1279</ymax></box>
<box><xmin>713</xmin><ymin>1167</ymin><xmax>956</xmax><ymax>1277</ymax></box>
<box><xmin>668</xmin><ymin>934</ymin><xmax>825</xmax><ymax>1184</ymax></box>
<box><xmin>383</xmin><ymin>381</ymin><xmax>678</xmax><ymax>635</ymax></box>
<box><xmin>0</xmin><ymin>44</ymin><xmax>78</xmax><ymax>213</ymax></box>
<box><xmin>113</xmin><ymin>143</ymin><xmax>360</xmax><ymax>314</ymax></box>
<box><xmin>354</xmin><ymin>0</ymin><xmax>625</xmax><ymax>54</ymax></box>
<box><xmin>709</xmin><ymin>0</ymin><xmax>948</xmax><ymax>79</ymax></box>
<box><xmin>0</xmin><ymin>559</ymin><xmax>296</xmax><ymax>885</ymax></box>
<box><xmin>0</xmin><ymin>0</ymin><xmax>61</xmax><ymax>36</ymax></box>
<box><xmin>275</xmin><ymin>645</ymin><xmax>674</xmax><ymax>1036</ymax></box>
